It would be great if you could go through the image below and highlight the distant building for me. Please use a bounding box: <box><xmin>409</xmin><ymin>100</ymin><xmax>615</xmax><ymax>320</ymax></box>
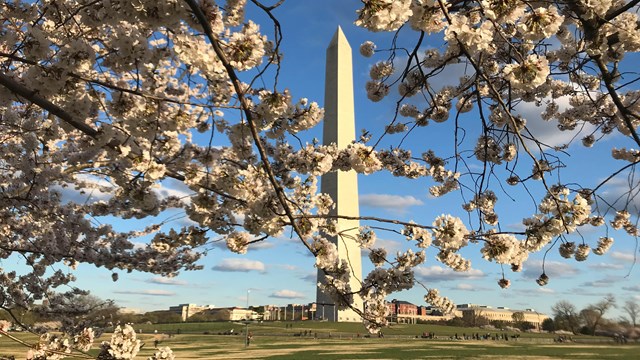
<box><xmin>456</xmin><ymin>304</ymin><xmax>549</xmax><ymax>329</ymax></box>
<box><xmin>377</xmin><ymin>301</ymin><xmax>548</xmax><ymax>326</ymax></box>
<box><xmin>387</xmin><ymin>299</ymin><xmax>418</xmax><ymax>319</ymax></box>
<box><xmin>200</xmin><ymin>307</ymin><xmax>256</xmax><ymax>321</ymax></box>
<box><xmin>263</xmin><ymin>304</ymin><xmax>311</xmax><ymax>321</ymax></box>
<box><xmin>384</xmin><ymin>300</ymin><xmax>418</xmax><ymax>324</ymax></box>
<box><xmin>169</xmin><ymin>304</ymin><xmax>214</xmax><ymax>322</ymax></box>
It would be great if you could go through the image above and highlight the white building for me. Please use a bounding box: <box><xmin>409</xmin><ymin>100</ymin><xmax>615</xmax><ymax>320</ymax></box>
<box><xmin>168</xmin><ymin>304</ymin><xmax>214</xmax><ymax>322</ymax></box>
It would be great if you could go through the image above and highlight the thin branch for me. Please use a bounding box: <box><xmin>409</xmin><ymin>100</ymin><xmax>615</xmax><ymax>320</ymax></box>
<box><xmin>183</xmin><ymin>0</ymin><xmax>314</xmax><ymax>254</ymax></box>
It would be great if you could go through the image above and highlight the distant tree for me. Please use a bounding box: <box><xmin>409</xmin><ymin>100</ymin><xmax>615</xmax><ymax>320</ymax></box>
<box><xmin>622</xmin><ymin>300</ymin><xmax>639</xmax><ymax>327</ymax></box>
<box><xmin>490</xmin><ymin>320</ymin><xmax>508</xmax><ymax>329</ymax></box>
<box><xmin>511</xmin><ymin>311</ymin><xmax>526</xmax><ymax>330</ymax></box>
<box><xmin>140</xmin><ymin>310</ymin><xmax>183</xmax><ymax>324</ymax></box>
<box><xmin>34</xmin><ymin>292</ymin><xmax>119</xmax><ymax>335</ymax></box>
<box><xmin>114</xmin><ymin>311</ymin><xmax>146</xmax><ymax>325</ymax></box>
<box><xmin>512</xmin><ymin>312</ymin><xmax>525</xmax><ymax>323</ymax></box>
<box><xmin>541</xmin><ymin>318</ymin><xmax>556</xmax><ymax>332</ymax></box>
<box><xmin>0</xmin><ymin>307</ymin><xmax>42</xmax><ymax>326</ymax></box>
<box><xmin>580</xmin><ymin>308</ymin><xmax>600</xmax><ymax>335</ymax></box>
<box><xmin>462</xmin><ymin>309</ymin><xmax>490</xmax><ymax>327</ymax></box>
<box><xmin>188</xmin><ymin>311</ymin><xmax>222</xmax><ymax>322</ymax></box>
<box><xmin>446</xmin><ymin>317</ymin><xmax>466</xmax><ymax>328</ymax></box>
<box><xmin>552</xmin><ymin>300</ymin><xmax>581</xmax><ymax>334</ymax></box>
<box><xmin>476</xmin><ymin>315</ymin><xmax>490</xmax><ymax>327</ymax></box>
<box><xmin>581</xmin><ymin>295</ymin><xmax>616</xmax><ymax>335</ymax></box>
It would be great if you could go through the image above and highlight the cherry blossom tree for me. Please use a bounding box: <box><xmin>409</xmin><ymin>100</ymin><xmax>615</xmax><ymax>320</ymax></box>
<box><xmin>1</xmin><ymin>0</ymin><xmax>640</xmax><ymax>356</ymax></box>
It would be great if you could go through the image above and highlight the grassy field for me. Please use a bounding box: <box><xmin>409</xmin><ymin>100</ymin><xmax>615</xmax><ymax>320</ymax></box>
<box><xmin>2</xmin><ymin>322</ymin><xmax>638</xmax><ymax>359</ymax></box>
<box><xmin>130</xmin><ymin>320</ymin><xmax>598</xmax><ymax>340</ymax></box>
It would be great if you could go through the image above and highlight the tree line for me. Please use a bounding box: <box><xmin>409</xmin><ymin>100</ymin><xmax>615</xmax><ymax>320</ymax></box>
<box><xmin>546</xmin><ymin>296</ymin><xmax>639</xmax><ymax>336</ymax></box>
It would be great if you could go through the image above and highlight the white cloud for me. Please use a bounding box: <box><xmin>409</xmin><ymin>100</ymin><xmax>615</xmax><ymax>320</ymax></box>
<box><xmin>610</xmin><ymin>251</ymin><xmax>636</xmax><ymax>263</ymax></box>
<box><xmin>54</xmin><ymin>174</ymin><xmax>114</xmax><ymax>204</ymax></box>
<box><xmin>360</xmin><ymin>194</ymin><xmax>424</xmax><ymax>211</ymax></box>
<box><xmin>114</xmin><ymin>289</ymin><xmax>176</xmax><ymax>296</ymax></box>
<box><xmin>427</xmin><ymin>62</ymin><xmax>469</xmax><ymax>92</ymax></box>
<box><xmin>588</xmin><ymin>262</ymin><xmax>625</xmax><ymax>271</ymax></box>
<box><xmin>362</xmin><ymin>238</ymin><xmax>403</xmax><ymax>258</ymax></box>
<box><xmin>522</xmin><ymin>259</ymin><xmax>578</xmax><ymax>279</ymax></box>
<box><xmin>514</xmin><ymin>287</ymin><xmax>555</xmax><ymax>296</ymax></box>
<box><xmin>249</xmin><ymin>240</ymin><xmax>276</xmax><ymax>250</ymax></box>
<box><xmin>56</xmin><ymin>173</ymin><xmax>195</xmax><ymax>207</ymax></box>
<box><xmin>581</xmin><ymin>278</ymin><xmax>617</xmax><ymax>288</ymax></box>
<box><xmin>565</xmin><ymin>287</ymin><xmax>610</xmax><ymax>297</ymax></box>
<box><xmin>301</xmin><ymin>272</ymin><xmax>317</xmax><ymax>283</ymax></box>
<box><xmin>536</xmin><ymin>287</ymin><xmax>555</xmax><ymax>294</ymax></box>
<box><xmin>132</xmin><ymin>242</ymin><xmax>147</xmax><ymax>250</ymax></box>
<box><xmin>598</xmin><ymin>177</ymin><xmax>640</xmax><ymax>212</ymax></box>
<box><xmin>452</xmin><ymin>283</ymin><xmax>492</xmax><ymax>291</ymax></box>
<box><xmin>386</xmin><ymin>56</ymin><xmax>468</xmax><ymax>94</ymax></box>
<box><xmin>153</xmin><ymin>178</ymin><xmax>194</xmax><ymax>203</ymax></box>
<box><xmin>622</xmin><ymin>284</ymin><xmax>640</xmax><ymax>292</ymax></box>
<box><xmin>414</xmin><ymin>266</ymin><xmax>485</xmax><ymax>282</ymax></box>
<box><xmin>515</xmin><ymin>95</ymin><xmax>596</xmax><ymax>150</ymax></box>
<box><xmin>278</xmin><ymin>264</ymin><xmax>298</xmax><ymax>271</ymax></box>
<box><xmin>269</xmin><ymin>290</ymin><xmax>306</xmax><ymax>299</ymax></box>
<box><xmin>212</xmin><ymin>258</ymin><xmax>266</xmax><ymax>273</ymax></box>
<box><xmin>145</xmin><ymin>277</ymin><xmax>188</xmax><ymax>286</ymax></box>
<box><xmin>455</xmin><ymin>283</ymin><xmax>474</xmax><ymax>290</ymax></box>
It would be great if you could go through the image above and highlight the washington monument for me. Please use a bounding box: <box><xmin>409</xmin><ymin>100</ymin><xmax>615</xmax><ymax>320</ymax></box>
<box><xmin>316</xmin><ymin>27</ymin><xmax>363</xmax><ymax>322</ymax></box>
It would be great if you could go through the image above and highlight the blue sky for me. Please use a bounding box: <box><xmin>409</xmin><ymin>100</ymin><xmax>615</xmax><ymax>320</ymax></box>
<box><xmin>17</xmin><ymin>1</ymin><xmax>640</xmax><ymax>319</ymax></box>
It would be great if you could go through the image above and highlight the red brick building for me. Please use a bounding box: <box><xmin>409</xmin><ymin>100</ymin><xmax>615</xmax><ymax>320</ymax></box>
<box><xmin>387</xmin><ymin>299</ymin><xmax>418</xmax><ymax>317</ymax></box>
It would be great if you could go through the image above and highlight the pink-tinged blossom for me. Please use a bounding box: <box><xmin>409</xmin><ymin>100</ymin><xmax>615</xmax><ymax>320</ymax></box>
<box><xmin>226</xmin><ymin>231</ymin><xmax>250</xmax><ymax>254</ymax></box>
<box><xmin>225</xmin><ymin>21</ymin><xmax>267</xmax><ymax>71</ymax></box>
<box><xmin>98</xmin><ymin>324</ymin><xmax>141</xmax><ymax>359</ymax></box>
<box><xmin>149</xmin><ymin>346</ymin><xmax>175</xmax><ymax>360</ymax></box>
<box><xmin>425</xmin><ymin>289</ymin><xmax>455</xmax><ymax>314</ymax></box>
<box><xmin>0</xmin><ymin>320</ymin><xmax>10</xmax><ymax>333</ymax></box>
<box><xmin>536</xmin><ymin>273</ymin><xmax>549</xmax><ymax>286</ymax></box>
<box><xmin>359</xmin><ymin>41</ymin><xmax>376</xmax><ymax>57</ymax></box>
<box><xmin>517</xmin><ymin>6</ymin><xmax>564</xmax><ymax>42</ymax></box>
<box><xmin>409</xmin><ymin>0</ymin><xmax>446</xmax><ymax>34</ymax></box>
<box><xmin>445</xmin><ymin>15</ymin><xmax>495</xmax><ymax>54</ymax></box>
<box><xmin>366</xmin><ymin>80</ymin><xmax>390</xmax><ymax>102</ymax></box>
<box><xmin>369</xmin><ymin>248</ymin><xmax>388</xmax><ymax>267</ymax></box>
<box><xmin>503</xmin><ymin>55</ymin><xmax>550</xmax><ymax>90</ymax></box>
<box><xmin>357</xmin><ymin>227</ymin><xmax>377</xmax><ymax>248</ymax></box>
<box><xmin>355</xmin><ymin>0</ymin><xmax>413</xmax><ymax>32</ymax></box>
<box><xmin>575</xmin><ymin>244</ymin><xmax>591</xmax><ymax>262</ymax></box>
<box><xmin>369</xmin><ymin>61</ymin><xmax>394</xmax><ymax>80</ymax></box>
<box><xmin>498</xmin><ymin>278</ymin><xmax>511</xmax><ymax>289</ymax></box>
<box><xmin>593</xmin><ymin>237</ymin><xmax>614</xmax><ymax>255</ymax></box>
<box><xmin>432</xmin><ymin>214</ymin><xmax>468</xmax><ymax>251</ymax></box>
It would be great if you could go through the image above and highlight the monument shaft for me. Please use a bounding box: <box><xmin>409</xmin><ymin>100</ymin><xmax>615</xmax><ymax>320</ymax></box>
<box><xmin>316</xmin><ymin>27</ymin><xmax>363</xmax><ymax>322</ymax></box>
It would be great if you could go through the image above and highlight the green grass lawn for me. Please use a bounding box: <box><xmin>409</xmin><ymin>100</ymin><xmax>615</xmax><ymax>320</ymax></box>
<box><xmin>2</xmin><ymin>322</ymin><xmax>637</xmax><ymax>359</ymax></box>
<box><xmin>132</xmin><ymin>320</ymin><xmax>601</xmax><ymax>340</ymax></box>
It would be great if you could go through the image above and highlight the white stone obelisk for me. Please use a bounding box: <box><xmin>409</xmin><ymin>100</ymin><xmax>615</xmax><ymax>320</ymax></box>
<box><xmin>316</xmin><ymin>26</ymin><xmax>363</xmax><ymax>322</ymax></box>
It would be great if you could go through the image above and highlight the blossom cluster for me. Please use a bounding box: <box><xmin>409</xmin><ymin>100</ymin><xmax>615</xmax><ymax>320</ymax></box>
<box><xmin>98</xmin><ymin>325</ymin><xmax>141</xmax><ymax>360</ymax></box>
<box><xmin>148</xmin><ymin>347</ymin><xmax>175</xmax><ymax>360</ymax></box>
<box><xmin>0</xmin><ymin>320</ymin><xmax>10</xmax><ymax>333</ymax></box>
<box><xmin>27</xmin><ymin>333</ymin><xmax>72</xmax><ymax>360</ymax></box>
